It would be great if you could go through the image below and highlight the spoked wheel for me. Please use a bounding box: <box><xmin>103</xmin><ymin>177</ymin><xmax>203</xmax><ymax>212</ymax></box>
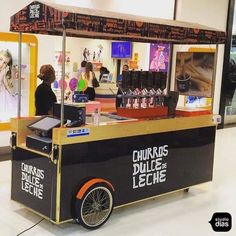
<box><xmin>75</xmin><ymin>183</ymin><xmax>114</xmax><ymax>229</ymax></box>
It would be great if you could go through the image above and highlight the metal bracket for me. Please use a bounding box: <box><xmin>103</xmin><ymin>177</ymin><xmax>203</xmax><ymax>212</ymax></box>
<box><xmin>50</xmin><ymin>144</ymin><xmax>59</xmax><ymax>164</ymax></box>
<box><xmin>10</xmin><ymin>132</ymin><xmax>17</xmax><ymax>150</ymax></box>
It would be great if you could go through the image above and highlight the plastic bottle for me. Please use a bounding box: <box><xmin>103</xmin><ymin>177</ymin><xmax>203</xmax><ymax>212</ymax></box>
<box><xmin>92</xmin><ymin>108</ymin><xmax>100</xmax><ymax>125</ymax></box>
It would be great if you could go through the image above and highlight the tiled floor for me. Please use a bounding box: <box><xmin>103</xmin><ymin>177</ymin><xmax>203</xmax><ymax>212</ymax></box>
<box><xmin>0</xmin><ymin>127</ymin><xmax>236</xmax><ymax>236</ymax></box>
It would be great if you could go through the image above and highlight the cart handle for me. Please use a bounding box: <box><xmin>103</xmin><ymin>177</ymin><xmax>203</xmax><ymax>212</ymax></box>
<box><xmin>76</xmin><ymin>178</ymin><xmax>115</xmax><ymax>200</ymax></box>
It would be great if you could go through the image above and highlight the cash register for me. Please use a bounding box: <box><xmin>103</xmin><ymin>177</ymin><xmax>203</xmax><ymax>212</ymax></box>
<box><xmin>26</xmin><ymin>116</ymin><xmax>61</xmax><ymax>154</ymax></box>
<box><xmin>53</xmin><ymin>103</ymin><xmax>86</xmax><ymax>127</ymax></box>
<box><xmin>26</xmin><ymin>103</ymin><xmax>86</xmax><ymax>153</ymax></box>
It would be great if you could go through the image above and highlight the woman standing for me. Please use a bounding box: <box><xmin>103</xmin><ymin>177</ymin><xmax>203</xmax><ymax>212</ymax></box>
<box><xmin>35</xmin><ymin>64</ymin><xmax>57</xmax><ymax>115</ymax></box>
<box><xmin>80</xmin><ymin>62</ymin><xmax>95</xmax><ymax>101</ymax></box>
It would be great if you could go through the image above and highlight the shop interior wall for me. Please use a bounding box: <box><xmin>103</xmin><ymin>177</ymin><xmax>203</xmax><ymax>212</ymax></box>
<box><xmin>52</xmin><ymin>37</ymin><xmax>150</xmax><ymax>81</ymax></box>
<box><xmin>174</xmin><ymin>0</ymin><xmax>229</xmax><ymax>113</ymax></box>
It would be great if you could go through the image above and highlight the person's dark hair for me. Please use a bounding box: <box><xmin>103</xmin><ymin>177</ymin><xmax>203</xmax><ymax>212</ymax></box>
<box><xmin>38</xmin><ymin>64</ymin><xmax>56</xmax><ymax>83</ymax></box>
<box><xmin>122</xmin><ymin>64</ymin><xmax>129</xmax><ymax>71</ymax></box>
<box><xmin>99</xmin><ymin>67</ymin><xmax>110</xmax><ymax>81</ymax></box>
<box><xmin>81</xmin><ymin>60</ymin><xmax>87</xmax><ymax>67</ymax></box>
<box><xmin>85</xmin><ymin>62</ymin><xmax>93</xmax><ymax>79</ymax></box>
<box><xmin>100</xmin><ymin>66</ymin><xmax>110</xmax><ymax>74</ymax></box>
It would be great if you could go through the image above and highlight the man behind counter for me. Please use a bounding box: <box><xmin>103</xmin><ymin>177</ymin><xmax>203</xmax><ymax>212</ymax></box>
<box><xmin>35</xmin><ymin>64</ymin><xmax>57</xmax><ymax>115</ymax></box>
<box><xmin>116</xmin><ymin>64</ymin><xmax>129</xmax><ymax>108</ymax></box>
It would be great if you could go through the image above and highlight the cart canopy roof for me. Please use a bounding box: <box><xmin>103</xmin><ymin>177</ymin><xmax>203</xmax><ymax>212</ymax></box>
<box><xmin>10</xmin><ymin>0</ymin><xmax>226</xmax><ymax>44</ymax></box>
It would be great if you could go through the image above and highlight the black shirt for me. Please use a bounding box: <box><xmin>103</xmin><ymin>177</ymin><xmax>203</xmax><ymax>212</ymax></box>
<box><xmin>35</xmin><ymin>82</ymin><xmax>57</xmax><ymax>115</ymax></box>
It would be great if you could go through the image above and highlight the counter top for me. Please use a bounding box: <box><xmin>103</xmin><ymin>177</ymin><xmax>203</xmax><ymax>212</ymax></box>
<box><xmin>52</xmin><ymin>114</ymin><xmax>215</xmax><ymax>145</ymax></box>
<box><xmin>11</xmin><ymin>114</ymin><xmax>215</xmax><ymax>146</ymax></box>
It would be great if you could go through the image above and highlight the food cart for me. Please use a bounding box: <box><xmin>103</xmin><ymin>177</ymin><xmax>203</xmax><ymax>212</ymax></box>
<box><xmin>10</xmin><ymin>1</ymin><xmax>225</xmax><ymax>230</ymax></box>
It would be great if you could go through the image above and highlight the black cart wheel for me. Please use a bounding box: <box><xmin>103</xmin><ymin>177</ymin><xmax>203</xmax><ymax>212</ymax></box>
<box><xmin>75</xmin><ymin>183</ymin><xmax>114</xmax><ymax>230</ymax></box>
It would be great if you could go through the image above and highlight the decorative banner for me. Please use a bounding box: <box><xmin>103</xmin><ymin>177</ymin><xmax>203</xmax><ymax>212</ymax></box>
<box><xmin>10</xmin><ymin>1</ymin><xmax>226</xmax><ymax>44</ymax></box>
<box><xmin>175</xmin><ymin>52</ymin><xmax>215</xmax><ymax>97</ymax></box>
<box><xmin>58</xmin><ymin>79</ymin><xmax>68</xmax><ymax>90</ymax></box>
<box><xmin>77</xmin><ymin>79</ymin><xmax>88</xmax><ymax>92</ymax></box>
<box><xmin>73</xmin><ymin>62</ymin><xmax>78</xmax><ymax>72</ymax></box>
<box><xmin>82</xmin><ymin>45</ymin><xmax>104</xmax><ymax>63</ymax></box>
<box><xmin>129</xmin><ymin>60</ymin><xmax>138</xmax><ymax>70</ymax></box>
<box><xmin>92</xmin><ymin>62</ymin><xmax>103</xmax><ymax>71</ymax></box>
<box><xmin>133</xmin><ymin>52</ymin><xmax>139</xmax><ymax>62</ymax></box>
<box><xmin>53</xmin><ymin>80</ymin><xmax>59</xmax><ymax>89</ymax></box>
<box><xmin>149</xmin><ymin>43</ymin><xmax>169</xmax><ymax>72</ymax></box>
<box><xmin>55</xmin><ymin>51</ymin><xmax>70</xmax><ymax>65</ymax></box>
<box><xmin>69</xmin><ymin>78</ymin><xmax>78</xmax><ymax>91</ymax></box>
